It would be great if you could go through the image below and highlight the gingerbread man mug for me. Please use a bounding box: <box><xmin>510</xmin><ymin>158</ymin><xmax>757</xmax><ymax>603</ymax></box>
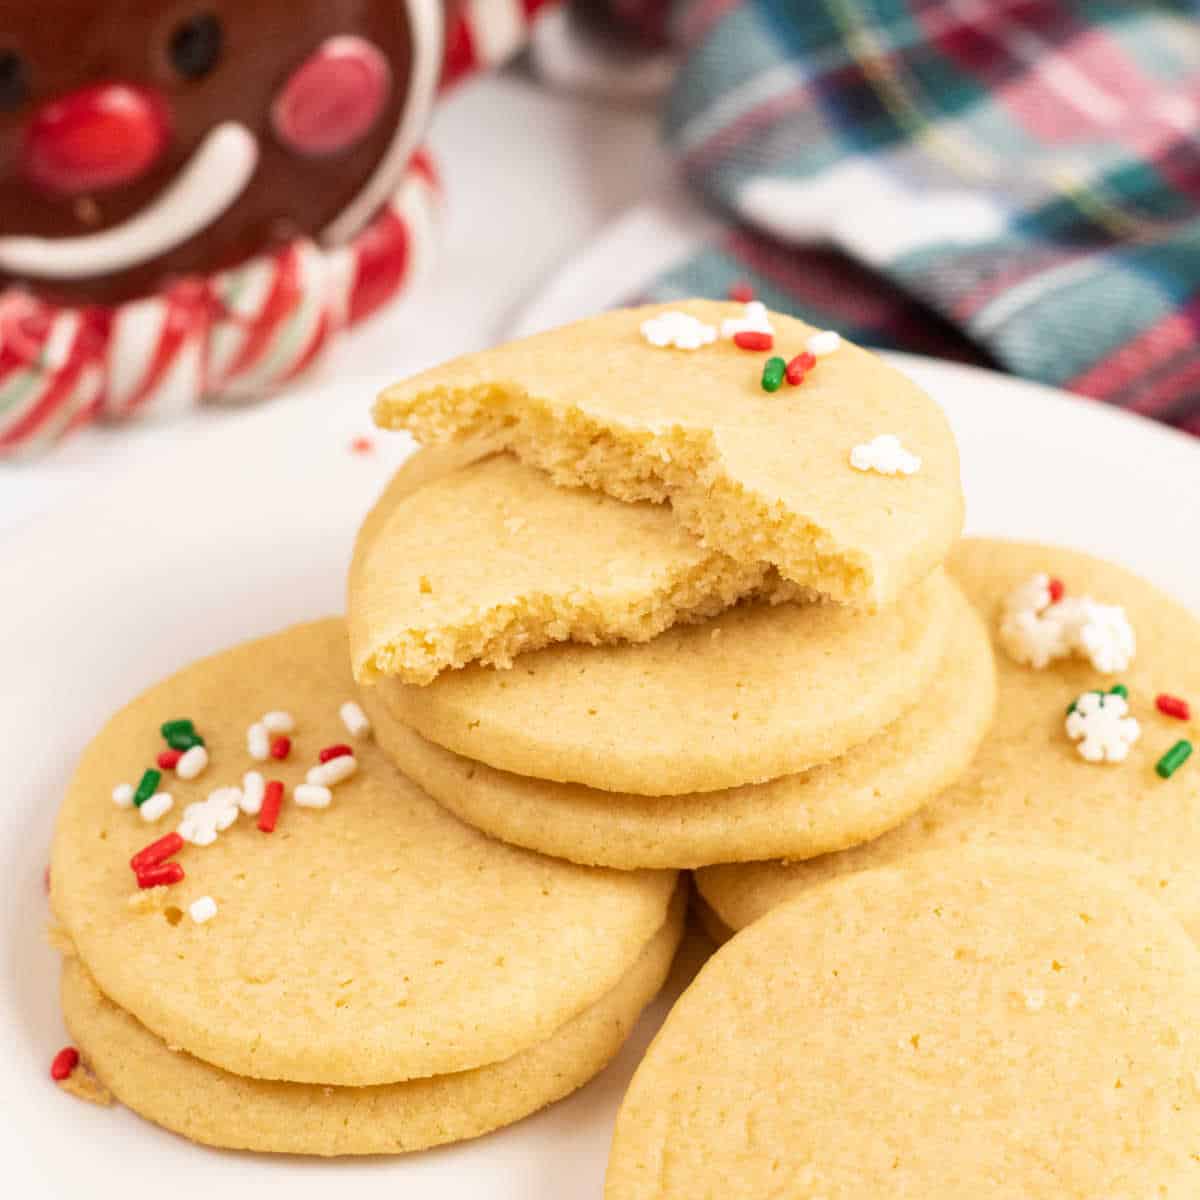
<box><xmin>0</xmin><ymin>0</ymin><xmax>556</xmax><ymax>454</ymax></box>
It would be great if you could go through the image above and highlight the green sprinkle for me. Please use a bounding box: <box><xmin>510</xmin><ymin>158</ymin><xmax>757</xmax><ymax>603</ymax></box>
<box><xmin>160</xmin><ymin>719</ymin><xmax>195</xmax><ymax>740</ymax></box>
<box><xmin>1108</xmin><ymin>684</ymin><xmax>1128</xmax><ymax>699</ymax></box>
<box><xmin>761</xmin><ymin>356</ymin><xmax>786</xmax><ymax>393</ymax></box>
<box><xmin>133</xmin><ymin>768</ymin><xmax>162</xmax><ymax>808</ymax></box>
<box><xmin>1156</xmin><ymin>740</ymin><xmax>1193</xmax><ymax>780</ymax></box>
<box><xmin>165</xmin><ymin>730</ymin><xmax>204</xmax><ymax>751</ymax></box>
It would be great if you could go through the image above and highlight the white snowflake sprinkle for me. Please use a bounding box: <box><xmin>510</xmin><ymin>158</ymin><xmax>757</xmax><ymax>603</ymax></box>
<box><xmin>849</xmin><ymin>434</ymin><xmax>922</xmax><ymax>476</ymax></box>
<box><xmin>720</xmin><ymin>300</ymin><xmax>774</xmax><ymax>340</ymax></box>
<box><xmin>178</xmin><ymin>786</ymin><xmax>242</xmax><ymax>846</ymax></box>
<box><xmin>999</xmin><ymin>575</ymin><xmax>1135</xmax><ymax>674</ymax></box>
<box><xmin>112</xmin><ymin>783</ymin><xmax>134</xmax><ymax>809</ymax></box>
<box><xmin>189</xmin><ymin>896</ymin><xmax>218</xmax><ymax>924</ymax></box>
<box><xmin>1065</xmin><ymin>691</ymin><xmax>1141</xmax><ymax>764</ymax></box>
<box><xmin>640</xmin><ymin>310</ymin><xmax>718</xmax><ymax>351</ymax></box>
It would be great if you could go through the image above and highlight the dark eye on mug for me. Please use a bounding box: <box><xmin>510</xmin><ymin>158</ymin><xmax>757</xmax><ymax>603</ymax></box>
<box><xmin>168</xmin><ymin>12</ymin><xmax>223</xmax><ymax>80</ymax></box>
<box><xmin>0</xmin><ymin>49</ymin><xmax>30</xmax><ymax>112</ymax></box>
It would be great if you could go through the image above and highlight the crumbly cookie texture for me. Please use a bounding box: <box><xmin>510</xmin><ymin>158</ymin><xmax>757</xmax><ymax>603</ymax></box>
<box><xmin>59</xmin><ymin>890</ymin><xmax>684</xmax><ymax>1155</ymax></box>
<box><xmin>359</xmin><ymin>584</ymin><xmax>994</xmax><ymax>869</ymax></box>
<box><xmin>50</xmin><ymin>618</ymin><xmax>676</xmax><ymax>1087</ymax></box>
<box><xmin>697</xmin><ymin>538</ymin><xmax>1200</xmax><ymax>938</ymax></box>
<box><xmin>378</xmin><ymin>568</ymin><xmax>956</xmax><ymax>796</ymax></box>
<box><xmin>609</xmin><ymin>848</ymin><xmax>1200</xmax><ymax>1199</ymax></box>
<box><xmin>349</xmin><ymin>451</ymin><xmax>808</xmax><ymax>686</ymax></box>
<box><xmin>374</xmin><ymin>300</ymin><xmax>963</xmax><ymax>609</ymax></box>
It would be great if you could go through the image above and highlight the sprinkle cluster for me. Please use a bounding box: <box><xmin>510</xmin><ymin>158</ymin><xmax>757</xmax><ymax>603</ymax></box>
<box><xmin>639</xmin><ymin>300</ymin><xmax>920</xmax><ymax>478</ymax></box>
<box><xmin>116</xmin><ymin>699</ymin><xmax>374</xmax><ymax>920</ymax></box>
<box><xmin>1000</xmin><ymin>574</ymin><xmax>1135</xmax><ymax>674</ymax></box>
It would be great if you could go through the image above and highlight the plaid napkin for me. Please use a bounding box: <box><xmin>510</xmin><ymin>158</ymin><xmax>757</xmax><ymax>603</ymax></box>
<box><xmin>629</xmin><ymin>0</ymin><xmax>1200</xmax><ymax>435</ymax></box>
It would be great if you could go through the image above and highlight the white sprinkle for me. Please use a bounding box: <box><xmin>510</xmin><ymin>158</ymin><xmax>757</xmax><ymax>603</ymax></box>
<box><xmin>178</xmin><ymin>787</ymin><xmax>241</xmax><ymax>845</ymax></box>
<box><xmin>1065</xmin><ymin>691</ymin><xmax>1141</xmax><ymax>764</ymax></box>
<box><xmin>112</xmin><ymin>783</ymin><xmax>134</xmax><ymax>809</ymax></box>
<box><xmin>262</xmin><ymin>710</ymin><xmax>295</xmax><ymax>734</ymax></box>
<box><xmin>294</xmin><ymin>784</ymin><xmax>333</xmax><ymax>809</ymax></box>
<box><xmin>640</xmin><ymin>310</ymin><xmax>718</xmax><ymax>350</ymax></box>
<box><xmin>240</xmin><ymin>771</ymin><xmax>265</xmax><ymax>816</ymax></box>
<box><xmin>806</xmin><ymin>329</ymin><xmax>842</xmax><ymax>358</ymax></box>
<box><xmin>189</xmin><ymin>896</ymin><xmax>218</xmax><ymax>924</ymax></box>
<box><xmin>720</xmin><ymin>300</ymin><xmax>774</xmax><ymax>340</ymax></box>
<box><xmin>175</xmin><ymin>745</ymin><xmax>209</xmax><ymax>780</ymax></box>
<box><xmin>340</xmin><ymin>701</ymin><xmax>371</xmax><ymax>739</ymax></box>
<box><xmin>139</xmin><ymin>792</ymin><xmax>174</xmax><ymax>822</ymax></box>
<box><xmin>306</xmin><ymin>756</ymin><xmax>358</xmax><ymax>787</ymax></box>
<box><xmin>247</xmin><ymin>722</ymin><xmax>270</xmax><ymax>760</ymax></box>
<box><xmin>849</xmin><ymin>434</ymin><xmax>922</xmax><ymax>476</ymax></box>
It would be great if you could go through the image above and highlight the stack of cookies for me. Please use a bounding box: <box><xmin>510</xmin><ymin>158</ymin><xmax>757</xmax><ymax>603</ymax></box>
<box><xmin>48</xmin><ymin>299</ymin><xmax>1200</xmax><ymax>1188</ymax></box>
<box><xmin>50</xmin><ymin>619</ymin><xmax>682</xmax><ymax>1154</ymax></box>
<box><xmin>351</xmin><ymin>300</ymin><xmax>994</xmax><ymax>871</ymax></box>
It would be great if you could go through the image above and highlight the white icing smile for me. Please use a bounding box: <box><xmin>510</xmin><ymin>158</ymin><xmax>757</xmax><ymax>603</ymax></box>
<box><xmin>0</xmin><ymin>122</ymin><xmax>259</xmax><ymax>281</ymax></box>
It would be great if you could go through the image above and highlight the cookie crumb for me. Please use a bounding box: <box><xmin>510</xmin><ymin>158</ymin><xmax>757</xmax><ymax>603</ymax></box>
<box><xmin>56</xmin><ymin>1056</ymin><xmax>113</xmax><ymax>1107</ymax></box>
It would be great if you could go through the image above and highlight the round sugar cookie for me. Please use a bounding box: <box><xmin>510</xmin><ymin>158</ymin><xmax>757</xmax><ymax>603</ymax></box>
<box><xmin>348</xmin><ymin>450</ymin><xmax>801</xmax><ymax>686</ymax></box>
<box><xmin>607</xmin><ymin>847</ymin><xmax>1200</xmax><ymax>1199</ymax></box>
<box><xmin>359</xmin><ymin>585</ymin><xmax>994</xmax><ymax>868</ymax></box>
<box><xmin>60</xmin><ymin>888</ymin><xmax>685</xmax><ymax>1156</ymax></box>
<box><xmin>376</xmin><ymin>567</ymin><xmax>957</xmax><ymax>795</ymax></box>
<box><xmin>50</xmin><ymin>619</ymin><xmax>677</xmax><ymax>1086</ymax></box>
<box><xmin>697</xmin><ymin>538</ymin><xmax>1200</xmax><ymax>937</ymax></box>
<box><xmin>375</xmin><ymin>300</ymin><xmax>964</xmax><ymax>609</ymax></box>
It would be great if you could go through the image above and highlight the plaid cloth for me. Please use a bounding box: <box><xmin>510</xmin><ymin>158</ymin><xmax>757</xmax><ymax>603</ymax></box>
<box><xmin>632</xmin><ymin>0</ymin><xmax>1200</xmax><ymax>435</ymax></box>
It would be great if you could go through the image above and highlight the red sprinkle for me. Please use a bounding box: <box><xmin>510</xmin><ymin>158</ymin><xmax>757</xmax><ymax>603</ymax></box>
<box><xmin>1048</xmin><ymin>577</ymin><xmax>1065</xmax><ymax>604</ymax></box>
<box><xmin>733</xmin><ymin>330</ymin><xmax>773</xmax><ymax>352</ymax></box>
<box><xmin>136</xmin><ymin>861</ymin><xmax>184</xmax><ymax>889</ymax></box>
<box><xmin>156</xmin><ymin>748</ymin><xmax>183</xmax><ymax>770</ymax></box>
<box><xmin>1157</xmin><ymin>693</ymin><xmax>1191</xmax><ymax>721</ymax></box>
<box><xmin>727</xmin><ymin>282</ymin><xmax>755</xmax><ymax>303</ymax></box>
<box><xmin>269</xmin><ymin>735</ymin><xmax>292</xmax><ymax>761</ymax></box>
<box><xmin>785</xmin><ymin>351</ymin><xmax>816</xmax><ymax>385</ymax></box>
<box><xmin>50</xmin><ymin>1046</ymin><xmax>79</xmax><ymax>1082</ymax></box>
<box><xmin>130</xmin><ymin>832</ymin><xmax>184</xmax><ymax>874</ymax></box>
<box><xmin>258</xmin><ymin>780</ymin><xmax>284</xmax><ymax>833</ymax></box>
<box><xmin>318</xmin><ymin>743</ymin><xmax>354</xmax><ymax>763</ymax></box>
<box><xmin>350</xmin><ymin>436</ymin><xmax>374</xmax><ymax>455</ymax></box>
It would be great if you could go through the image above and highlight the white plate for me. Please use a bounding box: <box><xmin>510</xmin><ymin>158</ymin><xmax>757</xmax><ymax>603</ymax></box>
<box><xmin>1</xmin><ymin>344</ymin><xmax>1197</xmax><ymax>1196</ymax></box>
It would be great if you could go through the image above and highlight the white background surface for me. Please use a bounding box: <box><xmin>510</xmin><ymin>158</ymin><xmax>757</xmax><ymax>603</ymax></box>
<box><xmin>2</xmin><ymin>69</ymin><xmax>1199</xmax><ymax>1199</ymax></box>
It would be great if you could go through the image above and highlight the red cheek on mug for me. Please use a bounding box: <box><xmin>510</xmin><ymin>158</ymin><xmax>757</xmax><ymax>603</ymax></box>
<box><xmin>272</xmin><ymin>36</ymin><xmax>393</xmax><ymax>157</ymax></box>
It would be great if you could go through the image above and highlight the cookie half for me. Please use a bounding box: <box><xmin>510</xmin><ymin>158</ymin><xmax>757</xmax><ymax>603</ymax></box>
<box><xmin>348</xmin><ymin>451</ymin><xmax>804</xmax><ymax>686</ymax></box>
<box><xmin>375</xmin><ymin>567</ymin><xmax>956</xmax><ymax>795</ymax></box>
<box><xmin>61</xmin><ymin>888</ymin><xmax>684</xmax><ymax>1156</ymax></box>
<box><xmin>697</xmin><ymin>539</ymin><xmax>1200</xmax><ymax>937</ymax></box>
<box><xmin>359</xmin><ymin>584</ymin><xmax>993</xmax><ymax>868</ymax></box>
<box><xmin>609</xmin><ymin>848</ymin><xmax>1200</xmax><ymax>1198</ymax></box>
<box><xmin>375</xmin><ymin>301</ymin><xmax>963</xmax><ymax>608</ymax></box>
<box><xmin>51</xmin><ymin>619</ymin><xmax>676</xmax><ymax>1086</ymax></box>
